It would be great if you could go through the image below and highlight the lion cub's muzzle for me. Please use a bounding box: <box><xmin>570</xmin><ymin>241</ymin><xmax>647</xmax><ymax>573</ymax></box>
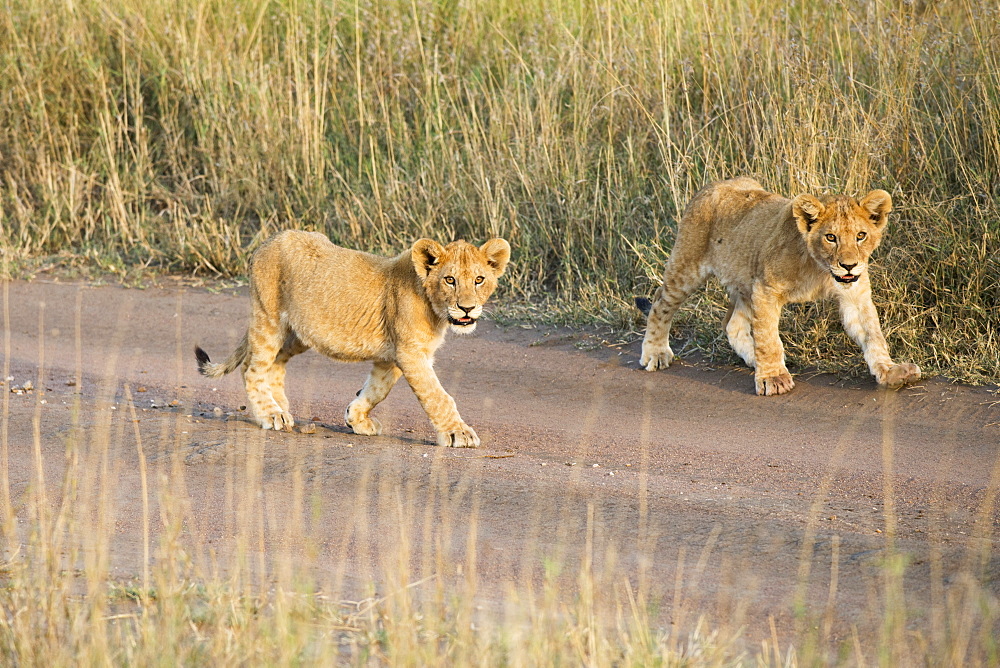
<box><xmin>832</xmin><ymin>271</ymin><xmax>860</xmax><ymax>284</ymax></box>
<box><xmin>831</xmin><ymin>262</ymin><xmax>864</xmax><ymax>285</ymax></box>
<box><xmin>448</xmin><ymin>304</ymin><xmax>483</xmax><ymax>328</ymax></box>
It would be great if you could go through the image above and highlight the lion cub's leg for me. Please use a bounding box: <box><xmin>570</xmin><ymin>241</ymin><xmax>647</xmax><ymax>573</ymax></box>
<box><xmin>750</xmin><ymin>285</ymin><xmax>794</xmax><ymax>396</ymax></box>
<box><xmin>345</xmin><ymin>361</ymin><xmax>403</xmax><ymax>436</ymax></box>
<box><xmin>723</xmin><ymin>295</ymin><xmax>756</xmax><ymax>368</ymax></box>
<box><xmin>269</xmin><ymin>333</ymin><xmax>309</xmax><ymax>414</ymax></box>
<box><xmin>640</xmin><ymin>259</ymin><xmax>707</xmax><ymax>371</ymax></box>
<box><xmin>838</xmin><ymin>284</ymin><xmax>921</xmax><ymax>389</ymax></box>
<box><xmin>397</xmin><ymin>353</ymin><xmax>479</xmax><ymax>447</ymax></box>
<box><xmin>242</xmin><ymin>314</ymin><xmax>296</xmax><ymax>431</ymax></box>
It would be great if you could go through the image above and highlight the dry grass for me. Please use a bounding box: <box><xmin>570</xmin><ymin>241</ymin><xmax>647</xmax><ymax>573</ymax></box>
<box><xmin>0</xmin><ymin>403</ymin><xmax>997</xmax><ymax>666</ymax></box>
<box><xmin>2</xmin><ymin>2</ymin><xmax>1000</xmax><ymax>656</ymax></box>
<box><xmin>0</xmin><ymin>0</ymin><xmax>998</xmax><ymax>381</ymax></box>
<box><xmin>0</xmin><ymin>392</ymin><xmax>998</xmax><ymax>665</ymax></box>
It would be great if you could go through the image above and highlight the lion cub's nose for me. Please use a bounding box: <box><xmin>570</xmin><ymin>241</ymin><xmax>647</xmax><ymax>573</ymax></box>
<box><xmin>458</xmin><ymin>304</ymin><xmax>475</xmax><ymax>314</ymax></box>
<box><xmin>840</xmin><ymin>262</ymin><xmax>857</xmax><ymax>272</ymax></box>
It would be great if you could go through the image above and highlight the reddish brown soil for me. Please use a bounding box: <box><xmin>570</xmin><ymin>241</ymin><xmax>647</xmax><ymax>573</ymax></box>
<box><xmin>4</xmin><ymin>279</ymin><xmax>999</xmax><ymax>646</ymax></box>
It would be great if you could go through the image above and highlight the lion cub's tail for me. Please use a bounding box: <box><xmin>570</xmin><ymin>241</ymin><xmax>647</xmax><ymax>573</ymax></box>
<box><xmin>195</xmin><ymin>333</ymin><xmax>249</xmax><ymax>378</ymax></box>
<box><xmin>634</xmin><ymin>297</ymin><xmax>653</xmax><ymax>316</ymax></box>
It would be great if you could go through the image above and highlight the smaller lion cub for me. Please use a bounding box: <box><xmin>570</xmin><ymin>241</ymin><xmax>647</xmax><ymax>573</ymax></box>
<box><xmin>195</xmin><ymin>231</ymin><xmax>511</xmax><ymax>447</ymax></box>
<box><xmin>638</xmin><ymin>177</ymin><xmax>920</xmax><ymax>396</ymax></box>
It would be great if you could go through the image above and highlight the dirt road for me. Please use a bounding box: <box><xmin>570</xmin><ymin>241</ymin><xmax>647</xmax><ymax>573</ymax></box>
<box><xmin>3</xmin><ymin>279</ymin><xmax>999</xmax><ymax>645</ymax></box>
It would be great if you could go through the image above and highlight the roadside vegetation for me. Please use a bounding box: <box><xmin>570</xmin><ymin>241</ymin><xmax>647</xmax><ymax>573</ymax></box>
<box><xmin>1</xmin><ymin>0</ymin><xmax>998</xmax><ymax>382</ymax></box>
<box><xmin>1</xmin><ymin>0</ymin><xmax>999</xmax><ymax>663</ymax></box>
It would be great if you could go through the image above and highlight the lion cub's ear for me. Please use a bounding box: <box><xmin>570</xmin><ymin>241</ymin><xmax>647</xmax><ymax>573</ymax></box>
<box><xmin>412</xmin><ymin>239</ymin><xmax>446</xmax><ymax>277</ymax></box>
<box><xmin>791</xmin><ymin>194</ymin><xmax>825</xmax><ymax>234</ymax></box>
<box><xmin>859</xmin><ymin>190</ymin><xmax>892</xmax><ymax>228</ymax></box>
<box><xmin>480</xmin><ymin>238</ymin><xmax>511</xmax><ymax>276</ymax></box>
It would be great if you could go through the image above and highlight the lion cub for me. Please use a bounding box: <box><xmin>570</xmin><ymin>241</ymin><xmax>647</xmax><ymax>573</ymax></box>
<box><xmin>638</xmin><ymin>177</ymin><xmax>920</xmax><ymax>395</ymax></box>
<box><xmin>196</xmin><ymin>231</ymin><xmax>511</xmax><ymax>447</ymax></box>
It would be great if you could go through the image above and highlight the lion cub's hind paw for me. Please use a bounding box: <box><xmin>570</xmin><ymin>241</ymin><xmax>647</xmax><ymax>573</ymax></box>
<box><xmin>259</xmin><ymin>411</ymin><xmax>295</xmax><ymax>432</ymax></box>
<box><xmin>880</xmin><ymin>363</ymin><xmax>921</xmax><ymax>389</ymax></box>
<box><xmin>437</xmin><ymin>425</ymin><xmax>480</xmax><ymax>448</ymax></box>
<box><xmin>640</xmin><ymin>342</ymin><xmax>674</xmax><ymax>371</ymax></box>
<box><xmin>345</xmin><ymin>402</ymin><xmax>384</xmax><ymax>436</ymax></box>
<box><xmin>755</xmin><ymin>372</ymin><xmax>795</xmax><ymax>396</ymax></box>
<box><xmin>348</xmin><ymin>415</ymin><xmax>383</xmax><ymax>436</ymax></box>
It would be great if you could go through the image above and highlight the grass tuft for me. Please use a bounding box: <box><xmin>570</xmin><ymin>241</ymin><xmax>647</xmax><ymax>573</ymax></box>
<box><xmin>1</xmin><ymin>0</ymin><xmax>999</xmax><ymax>382</ymax></box>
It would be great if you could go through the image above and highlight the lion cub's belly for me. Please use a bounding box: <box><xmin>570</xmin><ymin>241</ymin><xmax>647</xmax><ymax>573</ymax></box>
<box><xmin>288</xmin><ymin>310</ymin><xmax>393</xmax><ymax>363</ymax></box>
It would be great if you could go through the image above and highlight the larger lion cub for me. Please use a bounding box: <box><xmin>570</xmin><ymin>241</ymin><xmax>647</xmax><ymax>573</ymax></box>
<box><xmin>196</xmin><ymin>231</ymin><xmax>511</xmax><ymax>447</ymax></box>
<box><xmin>639</xmin><ymin>177</ymin><xmax>920</xmax><ymax>395</ymax></box>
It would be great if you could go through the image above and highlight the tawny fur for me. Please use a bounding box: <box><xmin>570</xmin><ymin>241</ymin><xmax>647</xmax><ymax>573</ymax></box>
<box><xmin>196</xmin><ymin>230</ymin><xmax>511</xmax><ymax>446</ymax></box>
<box><xmin>639</xmin><ymin>177</ymin><xmax>921</xmax><ymax>396</ymax></box>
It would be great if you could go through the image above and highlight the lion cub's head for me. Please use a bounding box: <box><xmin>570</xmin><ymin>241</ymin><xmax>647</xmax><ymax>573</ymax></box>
<box><xmin>791</xmin><ymin>190</ymin><xmax>892</xmax><ymax>286</ymax></box>
<box><xmin>411</xmin><ymin>238</ymin><xmax>511</xmax><ymax>333</ymax></box>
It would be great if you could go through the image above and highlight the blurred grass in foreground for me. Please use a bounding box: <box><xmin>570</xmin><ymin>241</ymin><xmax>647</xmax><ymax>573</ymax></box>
<box><xmin>0</xmin><ymin>375</ymin><xmax>997</xmax><ymax>666</ymax></box>
<box><xmin>1</xmin><ymin>0</ymin><xmax>998</xmax><ymax>383</ymax></box>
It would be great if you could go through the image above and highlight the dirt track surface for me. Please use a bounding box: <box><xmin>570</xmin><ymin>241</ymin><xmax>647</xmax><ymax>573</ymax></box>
<box><xmin>4</xmin><ymin>279</ymin><xmax>1000</xmax><ymax>643</ymax></box>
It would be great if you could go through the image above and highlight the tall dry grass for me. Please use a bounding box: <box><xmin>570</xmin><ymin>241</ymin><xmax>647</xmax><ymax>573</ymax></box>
<box><xmin>2</xmin><ymin>3</ymin><xmax>999</xmax><ymax>660</ymax></box>
<box><xmin>0</xmin><ymin>0</ymin><xmax>998</xmax><ymax>380</ymax></box>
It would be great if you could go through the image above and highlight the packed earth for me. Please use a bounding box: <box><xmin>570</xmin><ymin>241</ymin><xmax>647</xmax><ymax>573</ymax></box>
<box><xmin>5</xmin><ymin>278</ymin><xmax>999</xmax><ymax>645</ymax></box>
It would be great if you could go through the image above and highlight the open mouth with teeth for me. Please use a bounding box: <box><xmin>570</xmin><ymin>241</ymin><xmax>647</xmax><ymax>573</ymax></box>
<box><xmin>449</xmin><ymin>315</ymin><xmax>477</xmax><ymax>326</ymax></box>
<box><xmin>832</xmin><ymin>272</ymin><xmax>859</xmax><ymax>284</ymax></box>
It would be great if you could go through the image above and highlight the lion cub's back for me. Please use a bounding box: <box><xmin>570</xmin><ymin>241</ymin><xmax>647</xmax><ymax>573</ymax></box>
<box><xmin>681</xmin><ymin>178</ymin><xmax>787</xmax><ymax>236</ymax></box>
<box><xmin>677</xmin><ymin>179</ymin><xmax>793</xmax><ymax>277</ymax></box>
<box><xmin>251</xmin><ymin>230</ymin><xmax>396</xmax><ymax>358</ymax></box>
<box><xmin>254</xmin><ymin>230</ymin><xmax>387</xmax><ymax>292</ymax></box>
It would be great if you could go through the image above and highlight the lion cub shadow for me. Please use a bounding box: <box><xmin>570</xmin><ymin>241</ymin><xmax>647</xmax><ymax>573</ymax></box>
<box><xmin>242</xmin><ymin>413</ymin><xmax>437</xmax><ymax>448</ymax></box>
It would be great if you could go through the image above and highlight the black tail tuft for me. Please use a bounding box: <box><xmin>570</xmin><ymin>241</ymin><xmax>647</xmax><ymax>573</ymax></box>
<box><xmin>634</xmin><ymin>297</ymin><xmax>652</xmax><ymax>316</ymax></box>
<box><xmin>194</xmin><ymin>346</ymin><xmax>211</xmax><ymax>375</ymax></box>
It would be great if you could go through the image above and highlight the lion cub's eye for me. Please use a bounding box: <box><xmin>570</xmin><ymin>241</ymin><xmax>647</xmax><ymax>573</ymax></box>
<box><xmin>824</xmin><ymin>234</ymin><xmax>837</xmax><ymax>243</ymax></box>
<box><xmin>857</xmin><ymin>231</ymin><xmax>867</xmax><ymax>241</ymax></box>
<box><xmin>444</xmin><ymin>276</ymin><xmax>456</xmax><ymax>285</ymax></box>
<box><xmin>475</xmin><ymin>276</ymin><xmax>485</xmax><ymax>285</ymax></box>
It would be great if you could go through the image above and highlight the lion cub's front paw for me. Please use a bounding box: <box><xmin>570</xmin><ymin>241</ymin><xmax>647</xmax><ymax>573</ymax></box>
<box><xmin>437</xmin><ymin>424</ymin><xmax>480</xmax><ymax>448</ymax></box>
<box><xmin>640</xmin><ymin>341</ymin><xmax>674</xmax><ymax>371</ymax></box>
<box><xmin>755</xmin><ymin>371</ymin><xmax>795</xmax><ymax>396</ymax></box>
<box><xmin>879</xmin><ymin>363</ymin><xmax>921</xmax><ymax>389</ymax></box>
<box><xmin>259</xmin><ymin>411</ymin><xmax>295</xmax><ymax>432</ymax></box>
